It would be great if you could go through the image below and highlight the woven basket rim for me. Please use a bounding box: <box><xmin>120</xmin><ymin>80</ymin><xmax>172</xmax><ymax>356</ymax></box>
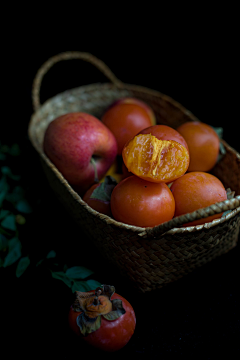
<box><xmin>29</xmin><ymin>82</ymin><xmax>240</xmax><ymax>237</ymax></box>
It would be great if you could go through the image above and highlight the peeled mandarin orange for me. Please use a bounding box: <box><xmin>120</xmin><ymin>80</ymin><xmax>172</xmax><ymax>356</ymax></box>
<box><xmin>122</xmin><ymin>134</ymin><xmax>190</xmax><ymax>183</ymax></box>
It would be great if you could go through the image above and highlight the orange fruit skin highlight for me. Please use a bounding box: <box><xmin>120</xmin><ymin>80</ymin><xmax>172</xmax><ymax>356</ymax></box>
<box><xmin>176</xmin><ymin>121</ymin><xmax>220</xmax><ymax>172</ymax></box>
<box><xmin>122</xmin><ymin>134</ymin><xmax>190</xmax><ymax>183</ymax></box>
<box><xmin>110</xmin><ymin>175</ymin><xmax>175</xmax><ymax>228</ymax></box>
<box><xmin>138</xmin><ymin>124</ymin><xmax>189</xmax><ymax>151</ymax></box>
<box><xmin>170</xmin><ymin>172</ymin><xmax>227</xmax><ymax>226</ymax></box>
<box><xmin>101</xmin><ymin>98</ymin><xmax>156</xmax><ymax>155</ymax></box>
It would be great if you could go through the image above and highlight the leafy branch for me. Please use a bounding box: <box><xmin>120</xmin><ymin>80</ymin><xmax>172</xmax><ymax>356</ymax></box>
<box><xmin>37</xmin><ymin>250</ymin><xmax>102</xmax><ymax>292</ymax></box>
<box><xmin>0</xmin><ymin>141</ymin><xmax>101</xmax><ymax>291</ymax></box>
<box><xmin>0</xmin><ymin>142</ymin><xmax>32</xmax><ymax>274</ymax></box>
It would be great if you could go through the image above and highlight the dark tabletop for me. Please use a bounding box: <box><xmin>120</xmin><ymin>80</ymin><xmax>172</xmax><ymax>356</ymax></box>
<box><xmin>1</xmin><ymin>18</ymin><xmax>239</xmax><ymax>359</ymax></box>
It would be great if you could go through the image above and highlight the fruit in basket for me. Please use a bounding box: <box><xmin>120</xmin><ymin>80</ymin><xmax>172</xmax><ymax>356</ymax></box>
<box><xmin>122</xmin><ymin>161</ymin><xmax>133</xmax><ymax>179</ymax></box>
<box><xmin>122</xmin><ymin>134</ymin><xmax>190</xmax><ymax>183</ymax></box>
<box><xmin>101</xmin><ymin>97</ymin><xmax>156</xmax><ymax>155</ymax></box>
<box><xmin>138</xmin><ymin>124</ymin><xmax>189</xmax><ymax>150</ymax></box>
<box><xmin>68</xmin><ymin>284</ymin><xmax>136</xmax><ymax>352</ymax></box>
<box><xmin>83</xmin><ymin>176</ymin><xmax>117</xmax><ymax>216</ymax></box>
<box><xmin>110</xmin><ymin>175</ymin><xmax>175</xmax><ymax>227</ymax></box>
<box><xmin>176</xmin><ymin>121</ymin><xmax>220</xmax><ymax>172</ymax></box>
<box><xmin>170</xmin><ymin>171</ymin><xmax>227</xmax><ymax>226</ymax></box>
<box><xmin>99</xmin><ymin>158</ymin><xmax>124</xmax><ymax>184</ymax></box>
<box><xmin>43</xmin><ymin>112</ymin><xmax>118</xmax><ymax>195</ymax></box>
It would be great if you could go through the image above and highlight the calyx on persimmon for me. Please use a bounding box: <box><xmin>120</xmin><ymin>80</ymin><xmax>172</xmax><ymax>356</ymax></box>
<box><xmin>72</xmin><ymin>285</ymin><xmax>126</xmax><ymax>336</ymax></box>
<box><xmin>122</xmin><ymin>134</ymin><xmax>190</xmax><ymax>183</ymax></box>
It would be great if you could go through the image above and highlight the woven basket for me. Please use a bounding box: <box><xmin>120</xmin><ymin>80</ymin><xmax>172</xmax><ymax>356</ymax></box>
<box><xmin>29</xmin><ymin>51</ymin><xmax>240</xmax><ymax>293</ymax></box>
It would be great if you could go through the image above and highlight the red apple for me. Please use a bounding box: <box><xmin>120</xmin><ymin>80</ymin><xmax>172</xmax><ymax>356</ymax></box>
<box><xmin>43</xmin><ymin>112</ymin><xmax>118</xmax><ymax>195</ymax></box>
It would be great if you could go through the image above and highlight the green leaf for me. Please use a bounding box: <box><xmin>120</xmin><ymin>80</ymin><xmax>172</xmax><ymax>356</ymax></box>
<box><xmin>71</xmin><ymin>280</ymin><xmax>92</xmax><ymax>293</ymax></box>
<box><xmin>51</xmin><ymin>271</ymin><xmax>73</xmax><ymax>288</ymax></box>
<box><xmin>0</xmin><ymin>226</ymin><xmax>11</xmax><ymax>236</ymax></box>
<box><xmin>1</xmin><ymin>214</ymin><xmax>16</xmax><ymax>231</ymax></box>
<box><xmin>0</xmin><ymin>209</ymin><xmax>10</xmax><ymax>220</ymax></box>
<box><xmin>0</xmin><ymin>234</ymin><xmax>8</xmax><ymax>251</ymax></box>
<box><xmin>8</xmin><ymin>236</ymin><xmax>20</xmax><ymax>251</ymax></box>
<box><xmin>210</xmin><ymin>126</ymin><xmax>226</xmax><ymax>163</ymax></box>
<box><xmin>65</xmin><ymin>266</ymin><xmax>94</xmax><ymax>280</ymax></box>
<box><xmin>90</xmin><ymin>176</ymin><xmax>117</xmax><ymax>202</ymax></box>
<box><xmin>103</xmin><ymin>298</ymin><xmax>126</xmax><ymax>321</ymax></box>
<box><xmin>16</xmin><ymin>256</ymin><xmax>30</xmax><ymax>277</ymax></box>
<box><xmin>1</xmin><ymin>166</ymin><xmax>21</xmax><ymax>181</ymax></box>
<box><xmin>63</xmin><ymin>264</ymin><xmax>68</xmax><ymax>272</ymax></box>
<box><xmin>85</xmin><ymin>279</ymin><xmax>102</xmax><ymax>289</ymax></box>
<box><xmin>36</xmin><ymin>259</ymin><xmax>44</xmax><ymax>267</ymax></box>
<box><xmin>219</xmin><ymin>142</ymin><xmax>226</xmax><ymax>156</ymax></box>
<box><xmin>3</xmin><ymin>237</ymin><xmax>22</xmax><ymax>267</ymax></box>
<box><xmin>211</xmin><ymin>126</ymin><xmax>223</xmax><ymax>139</ymax></box>
<box><xmin>6</xmin><ymin>186</ymin><xmax>25</xmax><ymax>204</ymax></box>
<box><xmin>222</xmin><ymin>210</ymin><xmax>232</xmax><ymax>217</ymax></box>
<box><xmin>15</xmin><ymin>199</ymin><xmax>32</xmax><ymax>214</ymax></box>
<box><xmin>0</xmin><ymin>143</ymin><xmax>21</xmax><ymax>156</ymax></box>
<box><xmin>76</xmin><ymin>313</ymin><xmax>101</xmax><ymax>336</ymax></box>
<box><xmin>0</xmin><ymin>176</ymin><xmax>9</xmax><ymax>206</ymax></box>
<box><xmin>9</xmin><ymin>144</ymin><xmax>21</xmax><ymax>156</ymax></box>
<box><xmin>46</xmin><ymin>250</ymin><xmax>57</xmax><ymax>259</ymax></box>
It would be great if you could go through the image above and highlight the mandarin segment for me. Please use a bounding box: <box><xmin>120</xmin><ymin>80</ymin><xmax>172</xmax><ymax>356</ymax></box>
<box><xmin>122</xmin><ymin>134</ymin><xmax>189</xmax><ymax>183</ymax></box>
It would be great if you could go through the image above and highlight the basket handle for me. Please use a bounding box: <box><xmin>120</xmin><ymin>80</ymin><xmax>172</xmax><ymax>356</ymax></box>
<box><xmin>32</xmin><ymin>51</ymin><xmax>124</xmax><ymax>112</ymax></box>
<box><xmin>138</xmin><ymin>195</ymin><xmax>240</xmax><ymax>238</ymax></box>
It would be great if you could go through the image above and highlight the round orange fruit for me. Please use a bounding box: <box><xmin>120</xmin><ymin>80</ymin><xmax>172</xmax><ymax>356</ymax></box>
<box><xmin>170</xmin><ymin>171</ymin><xmax>227</xmax><ymax>226</ymax></box>
<box><xmin>176</xmin><ymin>121</ymin><xmax>220</xmax><ymax>172</ymax></box>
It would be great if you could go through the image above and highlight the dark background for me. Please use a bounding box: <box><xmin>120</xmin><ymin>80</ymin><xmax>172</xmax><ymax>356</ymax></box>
<box><xmin>1</xmin><ymin>10</ymin><xmax>239</xmax><ymax>360</ymax></box>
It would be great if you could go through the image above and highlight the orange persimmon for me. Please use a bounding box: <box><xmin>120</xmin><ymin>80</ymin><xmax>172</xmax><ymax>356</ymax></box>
<box><xmin>176</xmin><ymin>121</ymin><xmax>220</xmax><ymax>172</ymax></box>
<box><xmin>83</xmin><ymin>183</ymin><xmax>112</xmax><ymax>216</ymax></box>
<box><xmin>170</xmin><ymin>171</ymin><xmax>227</xmax><ymax>226</ymax></box>
<box><xmin>122</xmin><ymin>134</ymin><xmax>190</xmax><ymax>183</ymax></box>
<box><xmin>110</xmin><ymin>175</ymin><xmax>175</xmax><ymax>227</ymax></box>
<box><xmin>138</xmin><ymin>124</ymin><xmax>189</xmax><ymax>151</ymax></box>
<box><xmin>101</xmin><ymin>97</ymin><xmax>156</xmax><ymax>155</ymax></box>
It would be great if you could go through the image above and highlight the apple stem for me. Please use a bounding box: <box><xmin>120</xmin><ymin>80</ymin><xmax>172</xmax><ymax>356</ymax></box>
<box><xmin>90</xmin><ymin>157</ymin><xmax>99</xmax><ymax>183</ymax></box>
